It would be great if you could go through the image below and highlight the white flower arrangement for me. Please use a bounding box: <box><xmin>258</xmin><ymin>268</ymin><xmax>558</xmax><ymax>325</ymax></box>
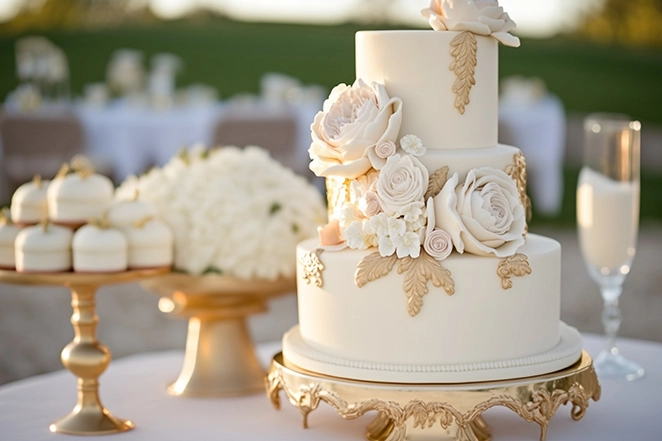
<box><xmin>116</xmin><ymin>145</ymin><xmax>326</xmax><ymax>279</ymax></box>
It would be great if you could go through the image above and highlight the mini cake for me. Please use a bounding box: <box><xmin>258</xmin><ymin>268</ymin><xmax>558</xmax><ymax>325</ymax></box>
<box><xmin>123</xmin><ymin>217</ymin><xmax>173</xmax><ymax>269</ymax></box>
<box><xmin>0</xmin><ymin>210</ymin><xmax>21</xmax><ymax>269</ymax></box>
<box><xmin>10</xmin><ymin>175</ymin><xmax>50</xmax><ymax>226</ymax></box>
<box><xmin>72</xmin><ymin>221</ymin><xmax>128</xmax><ymax>272</ymax></box>
<box><xmin>47</xmin><ymin>158</ymin><xmax>114</xmax><ymax>227</ymax></box>
<box><xmin>106</xmin><ymin>196</ymin><xmax>158</xmax><ymax>230</ymax></box>
<box><xmin>15</xmin><ymin>222</ymin><xmax>73</xmax><ymax>273</ymax></box>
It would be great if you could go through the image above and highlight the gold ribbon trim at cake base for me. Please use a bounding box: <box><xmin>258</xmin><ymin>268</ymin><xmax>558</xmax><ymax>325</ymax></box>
<box><xmin>497</xmin><ymin>253</ymin><xmax>532</xmax><ymax>290</ymax></box>
<box><xmin>301</xmin><ymin>248</ymin><xmax>325</xmax><ymax>288</ymax></box>
<box><xmin>267</xmin><ymin>351</ymin><xmax>601</xmax><ymax>441</ymax></box>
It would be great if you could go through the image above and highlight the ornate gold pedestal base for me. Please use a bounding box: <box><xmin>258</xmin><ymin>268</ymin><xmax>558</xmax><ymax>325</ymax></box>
<box><xmin>141</xmin><ymin>273</ymin><xmax>295</xmax><ymax>397</ymax></box>
<box><xmin>0</xmin><ymin>268</ymin><xmax>168</xmax><ymax>436</ymax></box>
<box><xmin>267</xmin><ymin>351</ymin><xmax>601</xmax><ymax>441</ymax></box>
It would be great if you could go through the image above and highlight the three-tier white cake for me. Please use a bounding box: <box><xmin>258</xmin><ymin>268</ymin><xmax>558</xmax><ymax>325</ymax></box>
<box><xmin>282</xmin><ymin>0</ymin><xmax>582</xmax><ymax>383</ymax></box>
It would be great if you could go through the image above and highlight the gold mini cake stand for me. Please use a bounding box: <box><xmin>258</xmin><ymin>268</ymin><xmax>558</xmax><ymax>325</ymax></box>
<box><xmin>0</xmin><ymin>268</ymin><xmax>169</xmax><ymax>436</ymax></box>
<box><xmin>267</xmin><ymin>351</ymin><xmax>601</xmax><ymax>441</ymax></box>
<box><xmin>141</xmin><ymin>273</ymin><xmax>295</xmax><ymax>397</ymax></box>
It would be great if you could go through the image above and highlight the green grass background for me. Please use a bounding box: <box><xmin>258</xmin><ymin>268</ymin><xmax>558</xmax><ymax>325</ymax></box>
<box><xmin>1</xmin><ymin>20</ymin><xmax>661</xmax><ymax>224</ymax></box>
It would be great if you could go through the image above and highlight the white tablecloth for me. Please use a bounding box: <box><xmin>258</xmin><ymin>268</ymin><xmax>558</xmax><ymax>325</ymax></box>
<box><xmin>1</xmin><ymin>334</ymin><xmax>660</xmax><ymax>441</ymax></box>
<box><xmin>71</xmin><ymin>100</ymin><xmax>320</xmax><ymax>182</ymax></box>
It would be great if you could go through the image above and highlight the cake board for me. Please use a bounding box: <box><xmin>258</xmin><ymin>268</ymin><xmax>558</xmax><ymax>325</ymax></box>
<box><xmin>266</xmin><ymin>351</ymin><xmax>600</xmax><ymax>441</ymax></box>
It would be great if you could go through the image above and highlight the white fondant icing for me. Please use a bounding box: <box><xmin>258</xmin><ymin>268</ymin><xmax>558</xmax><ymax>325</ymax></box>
<box><xmin>124</xmin><ymin>219</ymin><xmax>173</xmax><ymax>268</ymax></box>
<box><xmin>107</xmin><ymin>199</ymin><xmax>158</xmax><ymax>229</ymax></box>
<box><xmin>0</xmin><ymin>224</ymin><xmax>21</xmax><ymax>268</ymax></box>
<box><xmin>356</xmin><ymin>31</ymin><xmax>497</xmax><ymax>150</ymax></box>
<box><xmin>295</xmin><ymin>234</ymin><xmax>561</xmax><ymax>367</ymax></box>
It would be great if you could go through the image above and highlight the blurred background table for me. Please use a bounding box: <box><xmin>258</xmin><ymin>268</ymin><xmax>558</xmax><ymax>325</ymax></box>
<box><xmin>0</xmin><ymin>333</ymin><xmax>660</xmax><ymax>441</ymax></box>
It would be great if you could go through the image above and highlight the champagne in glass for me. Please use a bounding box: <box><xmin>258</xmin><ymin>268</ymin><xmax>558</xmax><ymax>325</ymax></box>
<box><xmin>577</xmin><ymin>113</ymin><xmax>643</xmax><ymax>380</ymax></box>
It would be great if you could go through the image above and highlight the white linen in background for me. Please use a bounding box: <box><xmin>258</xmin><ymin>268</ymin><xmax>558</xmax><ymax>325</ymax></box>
<box><xmin>1</xmin><ymin>334</ymin><xmax>659</xmax><ymax>441</ymax></box>
<box><xmin>74</xmin><ymin>100</ymin><xmax>320</xmax><ymax>183</ymax></box>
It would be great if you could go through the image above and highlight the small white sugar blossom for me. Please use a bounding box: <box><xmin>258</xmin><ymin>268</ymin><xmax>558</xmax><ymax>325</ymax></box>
<box><xmin>399</xmin><ymin>201</ymin><xmax>425</xmax><ymax>223</ymax></box>
<box><xmin>400</xmin><ymin>134</ymin><xmax>426</xmax><ymax>157</ymax></box>
<box><xmin>115</xmin><ymin>145</ymin><xmax>326</xmax><ymax>279</ymax></box>
<box><xmin>392</xmin><ymin>231</ymin><xmax>422</xmax><ymax>258</ymax></box>
<box><xmin>345</xmin><ymin>219</ymin><xmax>378</xmax><ymax>250</ymax></box>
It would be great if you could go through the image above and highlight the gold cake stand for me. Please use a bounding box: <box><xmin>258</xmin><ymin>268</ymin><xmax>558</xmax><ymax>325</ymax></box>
<box><xmin>267</xmin><ymin>351</ymin><xmax>601</xmax><ymax>441</ymax></box>
<box><xmin>141</xmin><ymin>273</ymin><xmax>295</xmax><ymax>397</ymax></box>
<box><xmin>0</xmin><ymin>268</ymin><xmax>169</xmax><ymax>436</ymax></box>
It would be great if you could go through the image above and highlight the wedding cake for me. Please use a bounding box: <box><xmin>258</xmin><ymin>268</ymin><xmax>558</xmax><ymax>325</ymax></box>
<box><xmin>282</xmin><ymin>0</ymin><xmax>582</xmax><ymax>383</ymax></box>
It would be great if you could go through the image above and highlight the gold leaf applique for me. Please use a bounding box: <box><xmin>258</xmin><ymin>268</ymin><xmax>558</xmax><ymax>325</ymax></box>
<box><xmin>497</xmin><ymin>253</ymin><xmax>532</xmax><ymax>289</ymax></box>
<box><xmin>301</xmin><ymin>249</ymin><xmax>325</xmax><ymax>288</ymax></box>
<box><xmin>397</xmin><ymin>251</ymin><xmax>455</xmax><ymax>317</ymax></box>
<box><xmin>355</xmin><ymin>251</ymin><xmax>398</xmax><ymax>288</ymax></box>
<box><xmin>449</xmin><ymin>31</ymin><xmax>478</xmax><ymax>115</ymax></box>
<box><xmin>424</xmin><ymin>166</ymin><xmax>449</xmax><ymax>201</ymax></box>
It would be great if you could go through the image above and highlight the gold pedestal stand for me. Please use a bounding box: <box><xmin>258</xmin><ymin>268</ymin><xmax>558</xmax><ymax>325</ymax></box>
<box><xmin>0</xmin><ymin>268</ymin><xmax>169</xmax><ymax>436</ymax></box>
<box><xmin>141</xmin><ymin>273</ymin><xmax>295</xmax><ymax>397</ymax></box>
<box><xmin>267</xmin><ymin>351</ymin><xmax>601</xmax><ymax>441</ymax></box>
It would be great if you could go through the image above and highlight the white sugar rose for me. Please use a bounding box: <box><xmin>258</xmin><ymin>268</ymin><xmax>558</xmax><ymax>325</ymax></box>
<box><xmin>421</xmin><ymin>0</ymin><xmax>521</xmax><ymax>47</ymax></box>
<box><xmin>424</xmin><ymin>229</ymin><xmax>453</xmax><ymax>261</ymax></box>
<box><xmin>309</xmin><ymin>79</ymin><xmax>403</xmax><ymax>179</ymax></box>
<box><xmin>375</xmin><ymin>140</ymin><xmax>397</xmax><ymax>159</ymax></box>
<box><xmin>434</xmin><ymin>168</ymin><xmax>525</xmax><ymax>257</ymax></box>
<box><xmin>359</xmin><ymin>191</ymin><xmax>381</xmax><ymax>217</ymax></box>
<box><xmin>376</xmin><ymin>154</ymin><xmax>429</xmax><ymax>216</ymax></box>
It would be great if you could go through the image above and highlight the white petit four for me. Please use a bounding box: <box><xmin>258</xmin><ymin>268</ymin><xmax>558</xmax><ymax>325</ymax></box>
<box><xmin>15</xmin><ymin>223</ymin><xmax>73</xmax><ymax>273</ymax></box>
<box><xmin>124</xmin><ymin>218</ymin><xmax>173</xmax><ymax>269</ymax></box>
<box><xmin>47</xmin><ymin>159</ymin><xmax>114</xmax><ymax>227</ymax></box>
<box><xmin>0</xmin><ymin>210</ymin><xmax>21</xmax><ymax>269</ymax></box>
<box><xmin>107</xmin><ymin>197</ymin><xmax>158</xmax><ymax>230</ymax></box>
<box><xmin>10</xmin><ymin>175</ymin><xmax>49</xmax><ymax>226</ymax></box>
<box><xmin>72</xmin><ymin>222</ymin><xmax>128</xmax><ymax>273</ymax></box>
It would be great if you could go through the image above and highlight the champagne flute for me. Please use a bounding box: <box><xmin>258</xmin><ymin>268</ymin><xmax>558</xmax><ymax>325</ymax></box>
<box><xmin>576</xmin><ymin>113</ymin><xmax>644</xmax><ymax>380</ymax></box>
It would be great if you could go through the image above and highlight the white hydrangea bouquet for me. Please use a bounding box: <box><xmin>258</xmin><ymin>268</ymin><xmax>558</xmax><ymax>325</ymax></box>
<box><xmin>116</xmin><ymin>145</ymin><xmax>326</xmax><ymax>280</ymax></box>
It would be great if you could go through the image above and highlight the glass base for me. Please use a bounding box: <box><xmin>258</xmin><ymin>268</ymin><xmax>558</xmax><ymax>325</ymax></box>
<box><xmin>594</xmin><ymin>348</ymin><xmax>644</xmax><ymax>381</ymax></box>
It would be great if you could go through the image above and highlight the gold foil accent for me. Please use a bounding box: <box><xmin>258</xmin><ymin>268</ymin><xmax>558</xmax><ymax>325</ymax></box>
<box><xmin>355</xmin><ymin>252</ymin><xmax>397</xmax><ymax>288</ymax></box>
<box><xmin>33</xmin><ymin>174</ymin><xmax>43</xmax><ymax>189</ymax></box>
<box><xmin>301</xmin><ymin>248</ymin><xmax>325</xmax><ymax>288</ymax></box>
<box><xmin>0</xmin><ymin>208</ymin><xmax>10</xmax><ymax>225</ymax></box>
<box><xmin>506</xmin><ymin>151</ymin><xmax>533</xmax><ymax>228</ymax></box>
<box><xmin>70</xmin><ymin>155</ymin><xmax>94</xmax><ymax>179</ymax></box>
<box><xmin>424</xmin><ymin>166</ymin><xmax>449</xmax><ymax>200</ymax></box>
<box><xmin>88</xmin><ymin>217</ymin><xmax>110</xmax><ymax>229</ymax></box>
<box><xmin>355</xmin><ymin>250</ymin><xmax>454</xmax><ymax>317</ymax></box>
<box><xmin>398</xmin><ymin>251</ymin><xmax>454</xmax><ymax>317</ymax></box>
<box><xmin>450</xmin><ymin>31</ymin><xmax>478</xmax><ymax>115</ymax></box>
<box><xmin>325</xmin><ymin>176</ymin><xmax>351</xmax><ymax>220</ymax></box>
<box><xmin>55</xmin><ymin>163</ymin><xmax>70</xmax><ymax>180</ymax></box>
<box><xmin>267</xmin><ymin>351</ymin><xmax>600</xmax><ymax>441</ymax></box>
<box><xmin>497</xmin><ymin>253</ymin><xmax>532</xmax><ymax>289</ymax></box>
<box><xmin>133</xmin><ymin>216</ymin><xmax>153</xmax><ymax>229</ymax></box>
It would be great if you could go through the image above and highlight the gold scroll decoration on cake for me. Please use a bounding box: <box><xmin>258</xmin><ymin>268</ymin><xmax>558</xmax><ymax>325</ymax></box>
<box><xmin>355</xmin><ymin>250</ymin><xmax>454</xmax><ymax>317</ymax></box>
<box><xmin>450</xmin><ymin>31</ymin><xmax>478</xmax><ymax>115</ymax></box>
<box><xmin>497</xmin><ymin>253</ymin><xmax>532</xmax><ymax>290</ymax></box>
<box><xmin>301</xmin><ymin>248</ymin><xmax>325</xmax><ymax>288</ymax></box>
<box><xmin>325</xmin><ymin>176</ymin><xmax>352</xmax><ymax>221</ymax></box>
<box><xmin>506</xmin><ymin>151</ymin><xmax>533</xmax><ymax>230</ymax></box>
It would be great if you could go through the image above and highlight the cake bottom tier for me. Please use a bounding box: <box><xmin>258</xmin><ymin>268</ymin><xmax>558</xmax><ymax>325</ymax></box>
<box><xmin>283</xmin><ymin>322</ymin><xmax>582</xmax><ymax>383</ymax></box>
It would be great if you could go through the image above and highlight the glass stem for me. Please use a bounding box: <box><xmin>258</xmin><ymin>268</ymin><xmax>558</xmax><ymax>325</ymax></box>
<box><xmin>601</xmin><ymin>285</ymin><xmax>623</xmax><ymax>355</ymax></box>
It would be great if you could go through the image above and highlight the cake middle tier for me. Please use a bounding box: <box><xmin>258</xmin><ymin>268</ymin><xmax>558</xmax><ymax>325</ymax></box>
<box><xmin>295</xmin><ymin>234</ymin><xmax>561</xmax><ymax>367</ymax></box>
<box><xmin>356</xmin><ymin>30</ymin><xmax>498</xmax><ymax>151</ymax></box>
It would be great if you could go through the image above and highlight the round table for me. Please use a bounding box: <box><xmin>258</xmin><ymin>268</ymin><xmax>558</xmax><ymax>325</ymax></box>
<box><xmin>1</xmin><ymin>334</ymin><xmax>659</xmax><ymax>440</ymax></box>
